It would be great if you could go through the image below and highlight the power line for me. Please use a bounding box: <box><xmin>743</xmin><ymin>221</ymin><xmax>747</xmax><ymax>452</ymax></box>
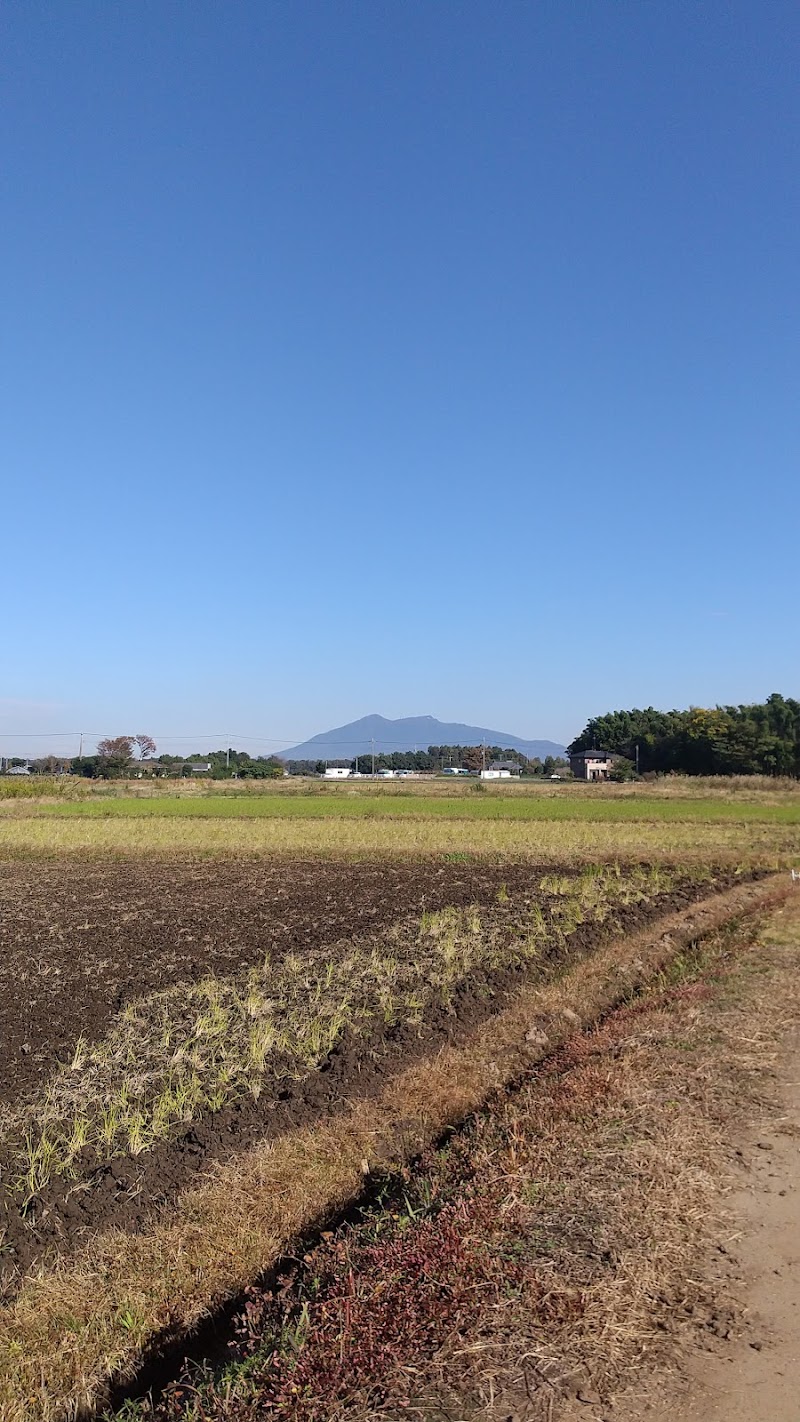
<box><xmin>0</xmin><ymin>731</ymin><xmax>83</xmax><ymax>738</ymax></box>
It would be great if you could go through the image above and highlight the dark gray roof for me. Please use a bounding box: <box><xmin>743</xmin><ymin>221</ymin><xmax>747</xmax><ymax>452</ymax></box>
<box><xmin>569</xmin><ymin>749</ymin><xmax>614</xmax><ymax>760</ymax></box>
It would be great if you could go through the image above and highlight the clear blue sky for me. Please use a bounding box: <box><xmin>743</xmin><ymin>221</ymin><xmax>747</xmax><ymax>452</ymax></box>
<box><xmin>2</xmin><ymin>0</ymin><xmax>797</xmax><ymax>757</ymax></box>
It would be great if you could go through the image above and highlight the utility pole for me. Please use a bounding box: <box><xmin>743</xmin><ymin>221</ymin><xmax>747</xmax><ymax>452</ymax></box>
<box><xmin>371</xmin><ymin>737</ymin><xmax>376</xmax><ymax>777</ymax></box>
<box><xmin>78</xmin><ymin>732</ymin><xmax>83</xmax><ymax>758</ymax></box>
<box><xmin>635</xmin><ymin>743</ymin><xmax>640</xmax><ymax>775</ymax></box>
<box><xmin>481</xmin><ymin>740</ymin><xmax>486</xmax><ymax>775</ymax></box>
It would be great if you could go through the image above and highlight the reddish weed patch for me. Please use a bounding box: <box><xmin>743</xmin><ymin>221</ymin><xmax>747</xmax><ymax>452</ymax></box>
<box><xmin>152</xmin><ymin>1184</ymin><xmax>584</xmax><ymax>1422</ymax></box>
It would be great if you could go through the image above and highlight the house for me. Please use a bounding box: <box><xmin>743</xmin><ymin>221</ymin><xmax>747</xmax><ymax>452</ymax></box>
<box><xmin>189</xmin><ymin>762</ymin><xmax>212</xmax><ymax>774</ymax></box>
<box><xmin>569</xmin><ymin>749</ymin><xmax>615</xmax><ymax>782</ymax></box>
<box><xmin>480</xmin><ymin>769</ymin><xmax>510</xmax><ymax>779</ymax></box>
<box><xmin>489</xmin><ymin>759</ymin><xmax>522</xmax><ymax>775</ymax></box>
<box><xmin>323</xmin><ymin>767</ymin><xmax>351</xmax><ymax>779</ymax></box>
<box><xmin>131</xmin><ymin>759</ymin><xmax>165</xmax><ymax>778</ymax></box>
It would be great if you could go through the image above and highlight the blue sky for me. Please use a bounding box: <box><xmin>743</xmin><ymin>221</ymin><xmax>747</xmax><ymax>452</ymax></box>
<box><xmin>2</xmin><ymin>0</ymin><xmax>798</xmax><ymax>757</ymax></box>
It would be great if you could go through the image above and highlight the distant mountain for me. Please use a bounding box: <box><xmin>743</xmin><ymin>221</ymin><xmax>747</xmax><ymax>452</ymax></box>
<box><xmin>278</xmin><ymin>714</ymin><xmax>565</xmax><ymax>762</ymax></box>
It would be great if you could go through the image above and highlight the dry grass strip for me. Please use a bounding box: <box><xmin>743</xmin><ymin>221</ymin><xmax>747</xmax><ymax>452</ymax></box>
<box><xmin>0</xmin><ymin>874</ymin><xmax>792</xmax><ymax>1422</ymax></box>
<box><xmin>2</xmin><ymin>815</ymin><xmax>800</xmax><ymax>863</ymax></box>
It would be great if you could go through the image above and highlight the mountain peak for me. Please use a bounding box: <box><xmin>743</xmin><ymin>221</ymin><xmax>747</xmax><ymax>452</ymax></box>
<box><xmin>279</xmin><ymin>715</ymin><xmax>565</xmax><ymax>762</ymax></box>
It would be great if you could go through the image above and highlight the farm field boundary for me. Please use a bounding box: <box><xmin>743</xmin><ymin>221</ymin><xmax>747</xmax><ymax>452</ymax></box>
<box><xmin>0</xmin><ymin>874</ymin><xmax>792</xmax><ymax>1422</ymax></box>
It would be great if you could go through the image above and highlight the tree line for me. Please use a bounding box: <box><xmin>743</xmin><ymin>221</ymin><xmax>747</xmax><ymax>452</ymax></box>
<box><xmin>54</xmin><ymin>739</ymin><xmax>569</xmax><ymax>779</ymax></box>
<box><xmin>568</xmin><ymin>693</ymin><xmax>800</xmax><ymax>777</ymax></box>
<box><xmin>67</xmin><ymin>738</ymin><xmax>285</xmax><ymax>779</ymax></box>
<box><xmin>285</xmin><ymin>747</ymin><xmax>569</xmax><ymax>776</ymax></box>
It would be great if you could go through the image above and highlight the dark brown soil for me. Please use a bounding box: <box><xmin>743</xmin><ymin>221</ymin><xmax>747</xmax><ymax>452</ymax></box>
<box><xmin>0</xmin><ymin>859</ymin><xmax>754</xmax><ymax>1300</ymax></box>
<box><xmin>1</xmin><ymin>856</ymin><xmax>559</xmax><ymax>1105</ymax></box>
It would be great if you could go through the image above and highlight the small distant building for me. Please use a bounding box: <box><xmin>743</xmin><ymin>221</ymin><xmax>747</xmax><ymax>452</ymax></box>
<box><xmin>323</xmin><ymin>766</ymin><xmax>351</xmax><ymax>779</ymax></box>
<box><xmin>131</xmin><ymin>759</ymin><xmax>164</xmax><ymax>778</ymax></box>
<box><xmin>569</xmin><ymin>749</ymin><xmax>614</xmax><ymax>782</ymax></box>
<box><xmin>488</xmin><ymin>759</ymin><xmax>522</xmax><ymax>776</ymax></box>
<box><xmin>6</xmin><ymin>765</ymin><xmax>31</xmax><ymax>776</ymax></box>
<box><xmin>189</xmin><ymin>762</ymin><xmax>212</xmax><ymax>774</ymax></box>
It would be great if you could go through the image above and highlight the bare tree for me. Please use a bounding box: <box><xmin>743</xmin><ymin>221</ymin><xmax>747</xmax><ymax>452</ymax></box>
<box><xmin>135</xmin><ymin>734</ymin><xmax>157</xmax><ymax>760</ymax></box>
<box><xmin>97</xmin><ymin>736</ymin><xmax>135</xmax><ymax>761</ymax></box>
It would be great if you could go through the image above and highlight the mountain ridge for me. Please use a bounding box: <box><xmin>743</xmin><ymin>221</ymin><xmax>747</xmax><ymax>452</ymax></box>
<box><xmin>278</xmin><ymin>714</ymin><xmax>565</xmax><ymax>762</ymax></box>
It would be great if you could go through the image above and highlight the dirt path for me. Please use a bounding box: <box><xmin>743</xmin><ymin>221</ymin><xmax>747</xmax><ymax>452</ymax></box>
<box><xmin>612</xmin><ymin>1031</ymin><xmax>800</xmax><ymax>1422</ymax></box>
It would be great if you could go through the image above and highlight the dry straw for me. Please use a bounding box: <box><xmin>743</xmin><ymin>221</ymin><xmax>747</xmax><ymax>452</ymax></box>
<box><xmin>1</xmin><ymin>814</ymin><xmax>799</xmax><ymax>864</ymax></box>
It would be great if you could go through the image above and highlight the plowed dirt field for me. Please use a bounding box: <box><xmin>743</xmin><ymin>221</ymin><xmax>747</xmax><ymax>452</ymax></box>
<box><xmin>0</xmin><ymin>857</ymin><xmax>738</xmax><ymax>1300</ymax></box>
